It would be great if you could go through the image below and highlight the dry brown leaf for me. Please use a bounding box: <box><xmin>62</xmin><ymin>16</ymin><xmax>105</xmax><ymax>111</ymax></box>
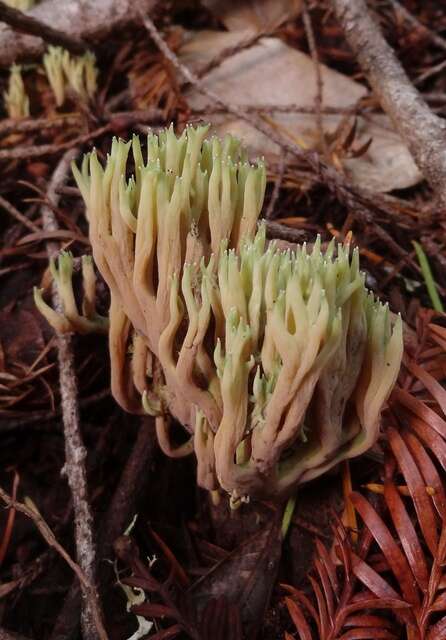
<box><xmin>201</xmin><ymin>0</ymin><xmax>302</xmax><ymax>33</ymax></box>
<box><xmin>181</xmin><ymin>33</ymin><xmax>421</xmax><ymax>192</ymax></box>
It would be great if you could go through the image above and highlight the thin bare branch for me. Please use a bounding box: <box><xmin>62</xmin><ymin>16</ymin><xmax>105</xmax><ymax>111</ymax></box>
<box><xmin>0</xmin><ymin>125</ymin><xmax>111</xmax><ymax>161</ymax></box>
<box><xmin>0</xmin><ymin>195</ymin><xmax>40</xmax><ymax>233</ymax></box>
<box><xmin>191</xmin><ymin>103</ymin><xmax>370</xmax><ymax>116</ymax></box>
<box><xmin>0</xmin><ymin>486</ymin><xmax>107</xmax><ymax>640</ymax></box>
<box><xmin>41</xmin><ymin>148</ymin><xmax>105</xmax><ymax>640</ymax></box>
<box><xmin>0</xmin><ymin>0</ymin><xmax>157</xmax><ymax>66</ymax></box>
<box><xmin>265</xmin><ymin>154</ymin><xmax>287</xmax><ymax>220</ymax></box>
<box><xmin>264</xmin><ymin>219</ymin><xmax>308</xmax><ymax>243</ymax></box>
<box><xmin>1</xmin><ymin>388</ymin><xmax>110</xmax><ymax>431</ymax></box>
<box><xmin>389</xmin><ymin>0</ymin><xmax>446</xmax><ymax>53</ymax></box>
<box><xmin>302</xmin><ymin>1</ymin><xmax>328</xmax><ymax>156</ymax></box>
<box><xmin>0</xmin><ymin>114</ymin><xmax>81</xmax><ymax>138</ymax></box>
<box><xmin>0</xmin><ymin>109</ymin><xmax>164</xmax><ymax>160</ymax></box>
<box><xmin>196</xmin><ymin>29</ymin><xmax>271</xmax><ymax>79</ymax></box>
<box><xmin>0</xmin><ymin>0</ymin><xmax>87</xmax><ymax>54</ymax></box>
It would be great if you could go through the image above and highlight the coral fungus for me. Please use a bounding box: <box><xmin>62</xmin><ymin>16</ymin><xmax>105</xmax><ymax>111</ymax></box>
<box><xmin>37</xmin><ymin>125</ymin><xmax>403</xmax><ymax>502</ymax></box>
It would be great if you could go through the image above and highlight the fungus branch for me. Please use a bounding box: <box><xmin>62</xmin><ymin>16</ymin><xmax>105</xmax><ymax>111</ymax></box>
<box><xmin>43</xmin><ymin>46</ymin><xmax>98</xmax><ymax>107</ymax></box>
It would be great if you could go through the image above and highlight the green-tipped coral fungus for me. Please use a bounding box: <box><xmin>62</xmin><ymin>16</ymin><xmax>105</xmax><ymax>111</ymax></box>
<box><xmin>43</xmin><ymin>46</ymin><xmax>97</xmax><ymax>107</ymax></box>
<box><xmin>36</xmin><ymin>125</ymin><xmax>403</xmax><ymax>503</ymax></box>
<box><xmin>4</xmin><ymin>65</ymin><xmax>29</xmax><ymax>119</ymax></box>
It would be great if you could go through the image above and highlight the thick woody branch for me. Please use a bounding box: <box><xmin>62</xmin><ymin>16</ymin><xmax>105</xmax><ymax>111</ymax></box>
<box><xmin>331</xmin><ymin>0</ymin><xmax>446</xmax><ymax>206</ymax></box>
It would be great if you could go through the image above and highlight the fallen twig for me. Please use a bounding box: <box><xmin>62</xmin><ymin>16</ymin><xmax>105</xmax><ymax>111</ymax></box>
<box><xmin>0</xmin><ymin>195</ymin><xmax>40</xmax><ymax>232</ymax></box>
<box><xmin>332</xmin><ymin>0</ymin><xmax>446</xmax><ymax>206</ymax></box>
<box><xmin>415</xmin><ymin>58</ymin><xmax>446</xmax><ymax>87</ymax></box>
<box><xmin>264</xmin><ymin>219</ymin><xmax>308</xmax><ymax>243</ymax></box>
<box><xmin>265</xmin><ymin>154</ymin><xmax>287</xmax><ymax>220</ymax></box>
<box><xmin>41</xmin><ymin>149</ymin><xmax>105</xmax><ymax>640</ymax></box>
<box><xmin>1</xmin><ymin>388</ymin><xmax>110</xmax><ymax>431</ymax></box>
<box><xmin>99</xmin><ymin>418</ymin><xmax>156</xmax><ymax>554</ymax></box>
<box><xmin>0</xmin><ymin>108</ymin><xmax>163</xmax><ymax>135</ymax></box>
<box><xmin>196</xmin><ymin>28</ymin><xmax>272</xmax><ymax>79</ymax></box>
<box><xmin>0</xmin><ymin>125</ymin><xmax>111</xmax><ymax>161</ymax></box>
<box><xmin>302</xmin><ymin>0</ymin><xmax>328</xmax><ymax>156</ymax></box>
<box><xmin>0</xmin><ymin>485</ymin><xmax>107</xmax><ymax>640</ymax></box>
<box><xmin>50</xmin><ymin>418</ymin><xmax>157</xmax><ymax>640</ymax></box>
<box><xmin>389</xmin><ymin>0</ymin><xmax>446</xmax><ymax>53</ymax></box>
<box><xmin>0</xmin><ymin>110</ymin><xmax>163</xmax><ymax>161</ymax></box>
<box><xmin>0</xmin><ymin>0</ymin><xmax>86</xmax><ymax>54</ymax></box>
<box><xmin>0</xmin><ymin>114</ymin><xmax>81</xmax><ymax>138</ymax></box>
<box><xmin>0</xmin><ymin>0</ymin><xmax>157</xmax><ymax>66</ymax></box>
<box><xmin>191</xmin><ymin>103</ymin><xmax>371</xmax><ymax>116</ymax></box>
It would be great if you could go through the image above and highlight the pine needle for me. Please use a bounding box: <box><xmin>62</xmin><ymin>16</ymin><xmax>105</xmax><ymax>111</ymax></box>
<box><xmin>342</xmin><ymin>460</ymin><xmax>358</xmax><ymax>544</ymax></box>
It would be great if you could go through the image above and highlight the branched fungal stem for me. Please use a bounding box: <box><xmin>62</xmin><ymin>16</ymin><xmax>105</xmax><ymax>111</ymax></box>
<box><xmin>38</xmin><ymin>125</ymin><xmax>403</xmax><ymax>503</ymax></box>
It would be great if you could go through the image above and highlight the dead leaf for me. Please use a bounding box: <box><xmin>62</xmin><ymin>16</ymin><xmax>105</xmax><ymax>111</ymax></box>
<box><xmin>201</xmin><ymin>0</ymin><xmax>302</xmax><ymax>33</ymax></box>
<box><xmin>189</xmin><ymin>516</ymin><xmax>282</xmax><ymax>638</ymax></box>
<box><xmin>0</xmin><ymin>306</ymin><xmax>51</xmax><ymax>410</ymax></box>
<box><xmin>181</xmin><ymin>33</ymin><xmax>421</xmax><ymax>192</ymax></box>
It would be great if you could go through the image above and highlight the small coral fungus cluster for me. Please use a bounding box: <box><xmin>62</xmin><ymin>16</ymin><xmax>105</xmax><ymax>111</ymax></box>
<box><xmin>3</xmin><ymin>47</ymin><xmax>97</xmax><ymax>119</ymax></box>
<box><xmin>36</xmin><ymin>125</ymin><xmax>403</xmax><ymax>504</ymax></box>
